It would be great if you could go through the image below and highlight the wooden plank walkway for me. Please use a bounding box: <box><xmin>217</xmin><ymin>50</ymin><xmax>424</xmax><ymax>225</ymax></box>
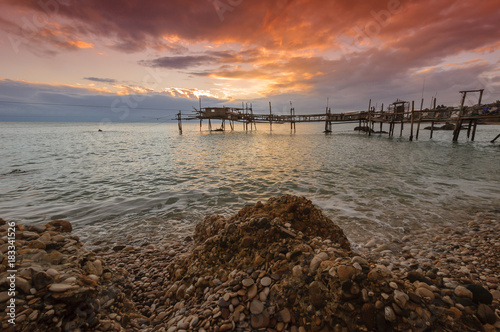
<box><xmin>176</xmin><ymin>89</ymin><xmax>500</xmax><ymax>142</ymax></box>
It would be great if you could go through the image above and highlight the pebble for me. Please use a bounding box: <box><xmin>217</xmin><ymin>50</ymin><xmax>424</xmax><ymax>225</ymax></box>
<box><xmin>393</xmin><ymin>290</ymin><xmax>409</xmax><ymax>308</ymax></box>
<box><xmin>242</xmin><ymin>278</ymin><xmax>254</xmax><ymax>287</ymax></box>
<box><xmin>384</xmin><ymin>306</ymin><xmax>396</xmax><ymax>321</ymax></box>
<box><xmin>310</xmin><ymin>252</ymin><xmax>328</xmax><ymax>271</ymax></box>
<box><xmin>278</xmin><ymin>308</ymin><xmax>291</xmax><ymax>323</ymax></box>
<box><xmin>260</xmin><ymin>276</ymin><xmax>272</xmax><ymax>287</ymax></box>
<box><xmin>250</xmin><ymin>299</ymin><xmax>264</xmax><ymax>315</ymax></box>
<box><xmin>337</xmin><ymin>265</ymin><xmax>356</xmax><ymax>281</ymax></box>
<box><xmin>3</xmin><ymin>197</ymin><xmax>498</xmax><ymax>332</ymax></box>
<box><xmin>247</xmin><ymin>284</ymin><xmax>258</xmax><ymax>299</ymax></box>
<box><xmin>416</xmin><ymin>287</ymin><xmax>435</xmax><ymax>300</ymax></box>
<box><xmin>48</xmin><ymin>283</ymin><xmax>77</xmax><ymax>293</ymax></box>
<box><xmin>454</xmin><ymin>286</ymin><xmax>473</xmax><ymax>299</ymax></box>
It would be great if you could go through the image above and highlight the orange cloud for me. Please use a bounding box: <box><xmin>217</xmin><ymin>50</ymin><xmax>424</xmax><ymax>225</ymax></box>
<box><xmin>67</xmin><ymin>40</ymin><xmax>94</xmax><ymax>49</ymax></box>
<box><xmin>473</xmin><ymin>41</ymin><xmax>500</xmax><ymax>54</ymax></box>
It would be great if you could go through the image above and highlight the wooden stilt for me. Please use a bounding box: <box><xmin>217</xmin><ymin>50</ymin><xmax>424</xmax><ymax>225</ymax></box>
<box><xmin>409</xmin><ymin>101</ymin><xmax>414</xmax><ymax>141</ymax></box>
<box><xmin>491</xmin><ymin>133</ymin><xmax>500</xmax><ymax>143</ymax></box>
<box><xmin>400</xmin><ymin>121</ymin><xmax>404</xmax><ymax>137</ymax></box>
<box><xmin>269</xmin><ymin>102</ymin><xmax>272</xmax><ymax>131</ymax></box>
<box><xmin>430</xmin><ymin>121</ymin><xmax>434</xmax><ymax>139</ymax></box>
<box><xmin>467</xmin><ymin>119</ymin><xmax>473</xmax><ymax>139</ymax></box>
<box><xmin>453</xmin><ymin>91</ymin><xmax>466</xmax><ymax>142</ymax></box>
<box><xmin>367</xmin><ymin>99</ymin><xmax>372</xmax><ymax>136</ymax></box>
<box><xmin>177</xmin><ymin>111</ymin><xmax>182</xmax><ymax>134</ymax></box>
<box><xmin>453</xmin><ymin>119</ymin><xmax>463</xmax><ymax>142</ymax></box>
<box><xmin>416</xmin><ymin>115</ymin><xmax>421</xmax><ymax>140</ymax></box>
<box><xmin>471</xmin><ymin>120</ymin><xmax>478</xmax><ymax>141</ymax></box>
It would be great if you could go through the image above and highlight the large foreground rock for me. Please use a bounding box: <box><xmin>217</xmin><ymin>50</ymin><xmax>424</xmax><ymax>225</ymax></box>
<box><xmin>164</xmin><ymin>195</ymin><xmax>494</xmax><ymax>331</ymax></box>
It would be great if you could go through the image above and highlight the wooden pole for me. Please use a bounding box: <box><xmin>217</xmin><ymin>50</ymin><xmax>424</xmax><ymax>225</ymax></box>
<box><xmin>208</xmin><ymin>118</ymin><xmax>212</xmax><ymax>131</ymax></box>
<box><xmin>368</xmin><ymin>99</ymin><xmax>372</xmax><ymax>136</ymax></box>
<box><xmin>269</xmin><ymin>101</ymin><xmax>272</xmax><ymax>131</ymax></box>
<box><xmin>251</xmin><ymin>103</ymin><xmax>257</xmax><ymax>130</ymax></box>
<box><xmin>430</xmin><ymin>121</ymin><xmax>434</xmax><ymax>139</ymax></box>
<box><xmin>453</xmin><ymin>91</ymin><xmax>467</xmax><ymax>142</ymax></box>
<box><xmin>177</xmin><ymin>111</ymin><xmax>182</xmax><ymax>134</ymax></box>
<box><xmin>491</xmin><ymin>133</ymin><xmax>500</xmax><ymax>143</ymax></box>
<box><xmin>410</xmin><ymin>101</ymin><xmax>414</xmax><ymax>141</ymax></box>
<box><xmin>471</xmin><ymin>120</ymin><xmax>478</xmax><ymax>141</ymax></box>
<box><xmin>400</xmin><ymin>120</ymin><xmax>404</xmax><ymax>137</ymax></box>
<box><xmin>467</xmin><ymin>119</ymin><xmax>473</xmax><ymax>139</ymax></box>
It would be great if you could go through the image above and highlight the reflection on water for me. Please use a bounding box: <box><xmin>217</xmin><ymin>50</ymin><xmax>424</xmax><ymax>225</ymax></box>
<box><xmin>0</xmin><ymin>121</ymin><xmax>499</xmax><ymax>246</ymax></box>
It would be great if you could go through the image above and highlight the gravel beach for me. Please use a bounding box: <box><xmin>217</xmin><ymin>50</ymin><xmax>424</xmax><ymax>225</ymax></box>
<box><xmin>1</xmin><ymin>196</ymin><xmax>498</xmax><ymax>331</ymax></box>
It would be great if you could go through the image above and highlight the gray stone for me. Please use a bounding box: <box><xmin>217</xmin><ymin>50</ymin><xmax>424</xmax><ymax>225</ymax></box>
<box><xmin>260</xmin><ymin>276</ymin><xmax>272</xmax><ymax>287</ymax></box>
<box><xmin>384</xmin><ymin>306</ymin><xmax>396</xmax><ymax>321</ymax></box>
<box><xmin>310</xmin><ymin>252</ymin><xmax>328</xmax><ymax>272</ymax></box>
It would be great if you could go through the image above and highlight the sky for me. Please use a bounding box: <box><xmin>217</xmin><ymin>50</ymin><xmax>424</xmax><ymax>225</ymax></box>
<box><xmin>0</xmin><ymin>0</ymin><xmax>499</xmax><ymax>122</ymax></box>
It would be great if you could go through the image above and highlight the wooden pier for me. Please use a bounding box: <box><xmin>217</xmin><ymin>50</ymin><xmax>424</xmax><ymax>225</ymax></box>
<box><xmin>177</xmin><ymin>89</ymin><xmax>500</xmax><ymax>142</ymax></box>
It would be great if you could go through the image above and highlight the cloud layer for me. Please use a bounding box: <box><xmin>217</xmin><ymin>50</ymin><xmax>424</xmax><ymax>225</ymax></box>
<box><xmin>0</xmin><ymin>0</ymin><xmax>499</xmax><ymax>120</ymax></box>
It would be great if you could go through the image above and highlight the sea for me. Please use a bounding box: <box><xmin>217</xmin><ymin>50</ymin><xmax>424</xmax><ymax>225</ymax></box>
<box><xmin>1</xmin><ymin>121</ymin><xmax>499</xmax><ymax>248</ymax></box>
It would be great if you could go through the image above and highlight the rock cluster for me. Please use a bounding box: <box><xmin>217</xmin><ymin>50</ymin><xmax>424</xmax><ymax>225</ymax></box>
<box><xmin>1</xmin><ymin>195</ymin><xmax>499</xmax><ymax>331</ymax></box>
<box><xmin>0</xmin><ymin>219</ymin><xmax>142</xmax><ymax>331</ymax></box>
<box><xmin>160</xmin><ymin>195</ymin><xmax>499</xmax><ymax>331</ymax></box>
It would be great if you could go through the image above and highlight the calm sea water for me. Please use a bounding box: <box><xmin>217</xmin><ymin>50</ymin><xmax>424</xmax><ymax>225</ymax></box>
<box><xmin>1</xmin><ymin>121</ymin><xmax>499</xmax><ymax>247</ymax></box>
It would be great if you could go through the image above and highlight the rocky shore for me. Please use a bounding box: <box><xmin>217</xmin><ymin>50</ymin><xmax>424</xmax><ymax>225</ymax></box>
<box><xmin>1</xmin><ymin>195</ymin><xmax>499</xmax><ymax>331</ymax></box>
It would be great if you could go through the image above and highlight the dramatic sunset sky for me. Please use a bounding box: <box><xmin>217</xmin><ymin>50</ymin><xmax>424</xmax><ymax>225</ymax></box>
<box><xmin>0</xmin><ymin>0</ymin><xmax>499</xmax><ymax>121</ymax></box>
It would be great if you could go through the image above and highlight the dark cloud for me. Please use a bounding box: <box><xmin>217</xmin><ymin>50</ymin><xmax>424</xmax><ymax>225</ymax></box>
<box><xmin>84</xmin><ymin>77</ymin><xmax>117</xmax><ymax>83</ymax></box>
<box><xmin>139</xmin><ymin>55</ymin><xmax>216</xmax><ymax>69</ymax></box>
<box><xmin>139</xmin><ymin>49</ymin><xmax>265</xmax><ymax>69</ymax></box>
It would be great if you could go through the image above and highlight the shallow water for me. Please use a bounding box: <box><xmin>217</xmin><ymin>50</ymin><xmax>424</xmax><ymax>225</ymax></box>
<box><xmin>1</xmin><ymin>121</ymin><xmax>499</xmax><ymax>246</ymax></box>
